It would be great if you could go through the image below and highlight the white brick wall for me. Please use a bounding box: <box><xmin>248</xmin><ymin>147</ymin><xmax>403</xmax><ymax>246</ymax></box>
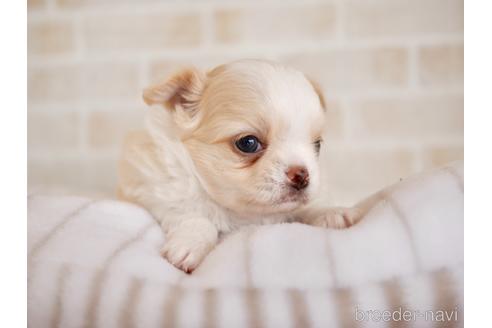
<box><xmin>28</xmin><ymin>0</ymin><xmax>464</xmax><ymax>205</ymax></box>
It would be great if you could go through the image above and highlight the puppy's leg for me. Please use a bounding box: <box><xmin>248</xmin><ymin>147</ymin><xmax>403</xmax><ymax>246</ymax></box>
<box><xmin>160</xmin><ymin>218</ymin><xmax>218</xmax><ymax>273</ymax></box>
<box><xmin>298</xmin><ymin>206</ymin><xmax>363</xmax><ymax>229</ymax></box>
<box><xmin>295</xmin><ymin>187</ymin><xmax>394</xmax><ymax>229</ymax></box>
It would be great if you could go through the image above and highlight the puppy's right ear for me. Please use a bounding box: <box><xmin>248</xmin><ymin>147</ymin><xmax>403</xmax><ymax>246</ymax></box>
<box><xmin>143</xmin><ymin>68</ymin><xmax>206</xmax><ymax>116</ymax></box>
<box><xmin>305</xmin><ymin>75</ymin><xmax>326</xmax><ymax>112</ymax></box>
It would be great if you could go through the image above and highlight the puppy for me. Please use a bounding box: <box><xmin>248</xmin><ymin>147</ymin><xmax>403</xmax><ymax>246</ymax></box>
<box><xmin>118</xmin><ymin>59</ymin><xmax>362</xmax><ymax>273</ymax></box>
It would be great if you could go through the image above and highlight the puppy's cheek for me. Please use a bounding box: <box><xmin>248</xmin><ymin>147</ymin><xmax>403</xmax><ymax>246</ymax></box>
<box><xmin>309</xmin><ymin>181</ymin><xmax>321</xmax><ymax>198</ymax></box>
<box><xmin>307</xmin><ymin>169</ymin><xmax>321</xmax><ymax>197</ymax></box>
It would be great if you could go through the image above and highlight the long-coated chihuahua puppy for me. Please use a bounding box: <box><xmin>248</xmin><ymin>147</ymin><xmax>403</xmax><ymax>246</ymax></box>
<box><xmin>118</xmin><ymin>59</ymin><xmax>362</xmax><ymax>273</ymax></box>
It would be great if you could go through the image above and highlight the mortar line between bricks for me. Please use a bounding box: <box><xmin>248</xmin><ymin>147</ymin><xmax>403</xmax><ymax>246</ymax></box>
<box><xmin>27</xmin><ymin>37</ymin><xmax>465</xmax><ymax>66</ymax></box>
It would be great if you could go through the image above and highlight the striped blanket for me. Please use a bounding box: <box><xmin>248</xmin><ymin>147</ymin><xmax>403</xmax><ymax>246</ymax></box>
<box><xmin>27</xmin><ymin>161</ymin><xmax>463</xmax><ymax>328</ymax></box>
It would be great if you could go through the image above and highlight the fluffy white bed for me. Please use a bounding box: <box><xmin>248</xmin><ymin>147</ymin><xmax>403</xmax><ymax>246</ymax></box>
<box><xmin>28</xmin><ymin>161</ymin><xmax>463</xmax><ymax>328</ymax></box>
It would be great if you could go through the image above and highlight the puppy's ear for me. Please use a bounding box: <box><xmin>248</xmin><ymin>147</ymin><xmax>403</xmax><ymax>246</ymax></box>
<box><xmin>305</xmin><ymin>76</ymin><xmax>326</xmax><ymax>111</ymax></box>
<box><xmin>143</xmin><ymin>68</ymin><xmax>206</xmax><ymax>116</ymax></box>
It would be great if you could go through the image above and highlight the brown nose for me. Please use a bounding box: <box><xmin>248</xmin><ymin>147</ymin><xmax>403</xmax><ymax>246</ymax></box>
<box><xmin>286</xmin><ymin>166</ymin><xmax>309</xmax><ymax>190</ymax></box>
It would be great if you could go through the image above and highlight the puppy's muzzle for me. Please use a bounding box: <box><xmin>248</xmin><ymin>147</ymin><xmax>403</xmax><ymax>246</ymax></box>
<box><xmin>286</xmin><ymin>166</ymin><xmax>309</xmax><ymax>190</ymax></box>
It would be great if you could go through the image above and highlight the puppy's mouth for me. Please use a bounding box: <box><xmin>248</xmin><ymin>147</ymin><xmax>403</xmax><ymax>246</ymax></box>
<box><xmin>239</xmin><ymin>183</ymin><xmax>311</xmax><ymax>215</ymax></box>
<box><xmin>277</xmin><ymin>189</ymin><xmax>309</xmax><ymax>206</ymax></box>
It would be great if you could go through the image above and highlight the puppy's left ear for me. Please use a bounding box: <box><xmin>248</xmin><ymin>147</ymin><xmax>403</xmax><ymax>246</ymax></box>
<box><xmin>305</xmin><ymin>76</ymin><xmax>326</xmax><ymax>111</ymax></box>
<box><xmin>143</xmin><ymin>68</ymin><xmax>206</xmax><ymax>117</ymax></box>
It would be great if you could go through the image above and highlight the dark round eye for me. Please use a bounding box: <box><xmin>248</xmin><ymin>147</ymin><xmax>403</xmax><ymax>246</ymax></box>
<box><xmin>235</xmin><ymin>135</ymin><xmax>262</xmax><ymax>153</ymax></box>
<box><xmin>314</xmin><ymin>139</ymin><xmax>322</xmax><ymax>154</ymax></box>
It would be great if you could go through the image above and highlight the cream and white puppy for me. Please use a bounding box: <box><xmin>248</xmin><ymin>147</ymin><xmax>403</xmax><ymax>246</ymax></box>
<box><xmin>118</xmin><ymin>59</ymin><xmax>361</xmax><ymax>273</ymax></box>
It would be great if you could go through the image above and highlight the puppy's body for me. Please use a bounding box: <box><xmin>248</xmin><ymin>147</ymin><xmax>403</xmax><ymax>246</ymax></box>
<box><xmin>118</xmin><ymin>60</ymin><xmax>362</xmax><ymax>273</ymax></box>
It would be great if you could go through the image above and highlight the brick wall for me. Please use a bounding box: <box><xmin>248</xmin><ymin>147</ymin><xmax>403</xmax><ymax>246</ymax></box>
<box><xmin>28</xmin><ymin>0</ymin><xmax>464</xmax><ymax>205</ymax></box>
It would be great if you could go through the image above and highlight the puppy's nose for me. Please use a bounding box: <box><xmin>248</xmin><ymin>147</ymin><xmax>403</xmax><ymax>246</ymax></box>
<box><xmin>286</xmin><ymin>166</ymin><xmax>309</xmax><ymax>190</ymax></box>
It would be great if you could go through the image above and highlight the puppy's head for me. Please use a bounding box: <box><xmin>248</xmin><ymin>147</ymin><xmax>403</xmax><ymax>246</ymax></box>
<box><xmin>144</xmin><ymin>59</ymin><xmax>326</xmax><ymax>215</ymax></box>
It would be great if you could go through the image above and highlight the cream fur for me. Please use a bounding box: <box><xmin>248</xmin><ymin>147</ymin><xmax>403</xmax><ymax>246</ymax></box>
<box><xmin>118</xmin><ymin>59</ymin><xmax>361</xmax><ymax>273</ymax></box>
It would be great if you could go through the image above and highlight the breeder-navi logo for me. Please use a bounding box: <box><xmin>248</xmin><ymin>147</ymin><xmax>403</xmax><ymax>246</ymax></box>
<box><xmin>354</xmin><ymin>306</ymin><xmax>459</xmax><ymax>322</ymax></box>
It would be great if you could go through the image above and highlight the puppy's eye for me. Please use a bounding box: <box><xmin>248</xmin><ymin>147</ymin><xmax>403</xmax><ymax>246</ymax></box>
<box><xmin>314</xmin><ymin>139</ymin><xmax>322</xmax><ymax>154</ymax></box>
<box><xmin>235</xmin><ymin>135</ymin><xmax>262</xmax><ymax>153</ymax></box>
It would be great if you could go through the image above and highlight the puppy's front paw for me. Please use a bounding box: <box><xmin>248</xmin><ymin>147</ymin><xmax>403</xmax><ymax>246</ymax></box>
<box><xmin>161</xmin><ymin>219</ymin><xmax>218</xmax><ymax>273</ymax></box>
<box><xmin>161</xmin><ymin>237</ymin><xmax>213</xmax><ymax>273</ymax></box>
<box><xmin>310</xmin><ymin>207</ymin><xmax>361</xmax><ymax>229</ymax></box>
